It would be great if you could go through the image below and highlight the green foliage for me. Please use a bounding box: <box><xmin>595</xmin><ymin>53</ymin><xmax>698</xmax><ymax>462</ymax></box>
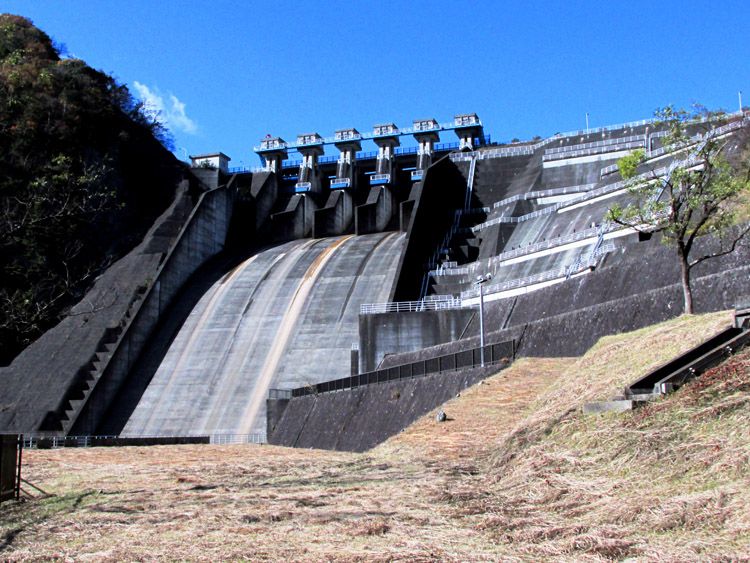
<box><xmin>0</xmin><ymin>15</ymin><xmax>181</xmax><ymax>363</ymax></box>
<box><xmin>616</xmin><ymin>149</ymin><xmax>644</xmax><ymax>179</ymax></box>
<box><xmin>606</xmin><ymin>105</ymin><xmax>750</xmax><ymax>313</ymax></box>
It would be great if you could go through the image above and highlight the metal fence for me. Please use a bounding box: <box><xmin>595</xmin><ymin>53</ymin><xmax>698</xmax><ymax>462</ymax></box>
<box><xmin>360</xmin><ymin>296</ymin><xmax>467</xmax><ymax>314</ymax></box>
<box><xmin>19</xmin><ymin>435</ymin><xmax>235</xmax><ymax>449</ymax></box>
<box><xmin>281</xmin><ymin>339</ymin><xmax>515</xmax><ymax>398</ymax></box>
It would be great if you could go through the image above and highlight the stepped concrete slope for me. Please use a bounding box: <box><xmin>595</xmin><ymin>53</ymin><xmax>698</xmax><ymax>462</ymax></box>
<box><xmin>121</xmin><ymin>232</ymin><xmax>404</xmax><ymax>437</ymax></box>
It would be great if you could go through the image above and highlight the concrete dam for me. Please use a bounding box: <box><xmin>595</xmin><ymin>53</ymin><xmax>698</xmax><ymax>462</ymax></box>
<box><xmin>2</xmin><ymin>111</ymin><xmax>749</xmax><ymax>450</ymax></box>
<box><xmin>120</xmin><ymin>233</ymin><xmax>403</xmax><ymax>437</ymax></box>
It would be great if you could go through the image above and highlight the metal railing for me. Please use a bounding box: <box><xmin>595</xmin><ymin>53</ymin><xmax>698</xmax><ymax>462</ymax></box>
<box><xmin>491</xmin><ymin>183</ymin><xmax>597</xmax><ymax>209</ymax></box>
<box><xmin>360</xmin><ymin>296</ymin><xmax>467</xmax><ymax>314</ymax></box>
<box><xmin>544</xmin><ymin>134</ymin><xmax>646</xmax><ymax>156</ymax></box>
<box><xmin>276</xmin><ymin>339</ymin><xmax>515</xmax><ymax>399</ymax></box>
<box><xmin>450</xmin><ymin>145</ymin><xmax>535</xmax><ymax>162</ymax></box>
<box><xmin>460</xmin><ymin>243</ymin><xmax>614</xmax><ymax>300</ymax></box>
<box><xmin>600</xmin><ymin>114</ymin><xmax>749</xmax><ymax>177</ymax></box>
<box><xmin>472</xmin><ymin>164</ymin><xmax>671</xmax><ymax>233</ymax></box>
<box><xmin>209</xmin><ymin>434</ymin><xmax>266</xmax><ymax>445</ymax></box>
<box><xmin>20</xmin><ymin>435</ymin><xmax>219</xmax><ymax>448</ymax></box>
<box><xmin>331</xmin><ymin>177</ymin><xmax>351</xmax><ymax>188</ymax></box>
<box><xmin>370</xmin><ymin>173</ymin><xmax>390</xmax><ymax>184</ymax></box>
<box><xmin>253</xmin><ymin>119</ymin><xmax>483</xmax><ymax>152</ymax></box>
<box><xmin>543</xmin><ymin>139</ymin><xmax>646</xmax><ymax>162</ymax></box>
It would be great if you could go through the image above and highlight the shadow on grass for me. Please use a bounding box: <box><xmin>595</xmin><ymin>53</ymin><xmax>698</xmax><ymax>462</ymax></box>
<box><xmin>0</xmin><ymin>490</ymin><xmax>97</xmax><ymax>552</ymax></box>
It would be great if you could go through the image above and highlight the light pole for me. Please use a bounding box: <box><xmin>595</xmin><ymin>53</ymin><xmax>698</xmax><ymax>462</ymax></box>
<box><xmin>585</xmin><ymin>113</ymin><xmax>590</xmax><ymax>135</ymax></box>
<box><xmin>475</xmin><ymin>273</ymin><xmax>492</xmax><ymax>367</ymax></box>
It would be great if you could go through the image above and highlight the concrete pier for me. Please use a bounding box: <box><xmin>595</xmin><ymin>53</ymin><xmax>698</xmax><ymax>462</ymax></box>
<box><xmin>454</xmin><ymin>113</ymin><xmax>484</xmax><ymax>150</ymax></box>
<box><xmin>295</xmin><ymin>133</ymin><xmax>324</xmax><ymax>193</ymax></box>
<box><xmin>412</xmin><ymin>118</ymin><xmax>440</xmax><ymax>181</ymax></box>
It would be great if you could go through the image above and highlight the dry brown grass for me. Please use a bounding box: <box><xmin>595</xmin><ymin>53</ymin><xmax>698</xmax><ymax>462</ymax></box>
<box><xmin>2</xmin><ymin>311</ymin><xmax>749</xmax><ymax>561</ymax></box>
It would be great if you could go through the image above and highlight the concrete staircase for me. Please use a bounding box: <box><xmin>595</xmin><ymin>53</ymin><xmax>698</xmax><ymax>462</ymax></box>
<box><xmin>584</xmin><ymin>318</ymin><xmax>750</xmax><ymax>414</ymax></box>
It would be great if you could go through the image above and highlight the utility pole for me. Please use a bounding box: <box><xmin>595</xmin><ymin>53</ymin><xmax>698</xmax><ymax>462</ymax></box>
<box><xmin>740</xmin><ymin>91</ymin><xmax>744</xmax><ymax>114</ymax></box>
<box><xmin>475</xmin><ymin>273</ymin><xmax>492</xmax><ymax>367</ymax></box>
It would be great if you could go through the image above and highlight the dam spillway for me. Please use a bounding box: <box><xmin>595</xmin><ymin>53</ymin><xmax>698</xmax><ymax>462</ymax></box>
<box><xmin>120</xmin><ymin>232</ymin><xmax>405</xmax><ymax>437</ymax></box>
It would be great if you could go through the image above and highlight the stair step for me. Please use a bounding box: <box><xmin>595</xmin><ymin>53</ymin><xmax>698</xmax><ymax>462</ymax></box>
<box><xmin>582</xmin><ymin>400</ymin><xmax>647</xmax><ymax>414</ymax></box>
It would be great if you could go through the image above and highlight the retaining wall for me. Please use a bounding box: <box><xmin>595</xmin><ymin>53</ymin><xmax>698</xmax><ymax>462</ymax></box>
<box><xmin>268</xmin><ymin>363</ymin><xmax>505</xmax><ymax>452</ymax></box>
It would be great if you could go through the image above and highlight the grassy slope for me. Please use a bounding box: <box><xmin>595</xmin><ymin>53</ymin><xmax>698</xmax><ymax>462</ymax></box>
<box><xmin>2</xmin><ymin>311</ymin><xmax>748</xmax><ymax>561</ymax></box>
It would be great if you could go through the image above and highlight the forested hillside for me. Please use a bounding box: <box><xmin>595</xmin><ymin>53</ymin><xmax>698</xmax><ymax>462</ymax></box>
<box><xmin>0</xmin><ymin>15</ymin><xmax>184</xmax><ymax>363</ymax></box>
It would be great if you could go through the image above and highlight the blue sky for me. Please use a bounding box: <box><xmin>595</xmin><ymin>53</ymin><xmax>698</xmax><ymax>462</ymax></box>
<box><xmin>4</xmin><ymin>1</ymin><xmax>749</xmax><ymax>168</ymax></box>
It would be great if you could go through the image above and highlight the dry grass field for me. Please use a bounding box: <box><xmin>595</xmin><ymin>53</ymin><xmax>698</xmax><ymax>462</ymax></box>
<box><xmin>2</xmin><ymin>311</ymin><xmax>749</xmax><ymax>561</ymax></box>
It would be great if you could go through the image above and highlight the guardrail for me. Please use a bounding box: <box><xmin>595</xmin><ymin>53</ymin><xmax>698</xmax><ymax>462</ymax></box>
<box><xmin>450</xmin><ymin>145</ymin><xmax>535</xmax><ymax>162</ymax></box>
<box><xmin>331</xmin><ymin>177</ymin><xmax>351</xmax><ymax>188</ymax></box>
<box><xmin>370</xmin><ymin>173</ymin><xmax>391</xmax><ymax>185</ymax></box>
<box><xmin>544</xmin><ymin>134</ymin><xmax>646</xmax><ymax>156</ymax></box>
<box><xmin>254</xmin><ymin>120</ymin><xmax>484</xmax><ymax>152</ymax></box>
<box><xmin>600</xmin><ymin>114</ymin><xmax>749</xmax><ymax>177</ymax></box>
<box><xmin>360</xmin><ymin>296</ymin><xmax>467</xmax><ymax>314</ymax></box>
<box><xmin>492</xmin><ymin>183</ymin><xmax>597</xmax><ymax>209</ymax></box>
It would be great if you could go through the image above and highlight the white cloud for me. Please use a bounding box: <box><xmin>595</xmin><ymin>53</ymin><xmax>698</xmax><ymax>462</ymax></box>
<box><xmin>133</xmin><ymin>81</ymin><xmax>198</xmax><ymax>135</ymax></box>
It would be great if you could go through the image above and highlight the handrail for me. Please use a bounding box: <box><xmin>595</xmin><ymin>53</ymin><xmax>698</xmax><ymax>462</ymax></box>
<box><xmin>543</xmin><ymin>139</ymin><xmax>645</xmax><ymax>162</ymax></box>
<box><xmin>492</xmin><ymin>183</ymin><xmax>597</xmax><ymax>209</ymax></box>
<box><xmin>460</xmin><ymin>242</ymin><xmax>614</xmax><ymax>300</ymax></box>
<box><xmin>360</xmin><ymin>296</ymin><xmax>468</xmax><ymax>314</ymax></box>
<box><xmin>253</xmin><ymin>119</ymin><xmax>483</xmax><ymax>152</ymax></box>
<box><xmin>472</xmin><ymin>164</ymin><xmax>671</xmax><ymax>232</ymax></box>
<box><xmin>544</xmin><ymin>134</ymin><xmax>646</xmax><ymax>155</ymax></box>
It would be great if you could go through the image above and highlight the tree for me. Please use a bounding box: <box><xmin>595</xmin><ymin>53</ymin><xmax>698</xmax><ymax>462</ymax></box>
<box><xmin>0</xmin><ymin>15</ymin><xmax>181</xmax><ymax>363</ymax></box>
<box><xmin>606</xmin><ymin>106</ymin><xmax>750</xmax><ymax>314</ymax></box>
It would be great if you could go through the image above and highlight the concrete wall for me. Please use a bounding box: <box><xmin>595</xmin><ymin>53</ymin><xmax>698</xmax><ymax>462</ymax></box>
<box><xmin>358</xmin><ymin>308</ymin><xmax>475</xmax><ymax>372</ymax></box>
<box><xmin>390</xmin><ymin>157</ymin><xmax>467</xmax><ymax>301</ymax></box>
<box><xmin>314</xmin><ymin>190</ymin><xmax>353</xmax><ymax>238</ymax></box>
<box><xmin>268</xmin><ymin>363</ymin><xmax>504</xmax><ymax>452</ymax></box>
<box><xmin>71</xmin><ymin>182</ymin><xmax>234</xmax><ymax>434</ymax></box>
<box><xmin>363</xmin><ymin>235</ymin><xmax>750</xmax><ymax>364</ymax></box>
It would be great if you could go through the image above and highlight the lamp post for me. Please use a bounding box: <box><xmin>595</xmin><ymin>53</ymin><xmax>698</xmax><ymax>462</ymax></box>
<box><xmin>475</xmin><ymin>273</ymin><xmax>492</xmax><ymax>367</ymax></box>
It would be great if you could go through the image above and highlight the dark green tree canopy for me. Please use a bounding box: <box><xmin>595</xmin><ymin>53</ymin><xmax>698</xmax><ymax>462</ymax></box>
<box><xmin>0</xmin><ymin>14</ymin><xmax>182</xmax><ymax>364</ymax></box>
